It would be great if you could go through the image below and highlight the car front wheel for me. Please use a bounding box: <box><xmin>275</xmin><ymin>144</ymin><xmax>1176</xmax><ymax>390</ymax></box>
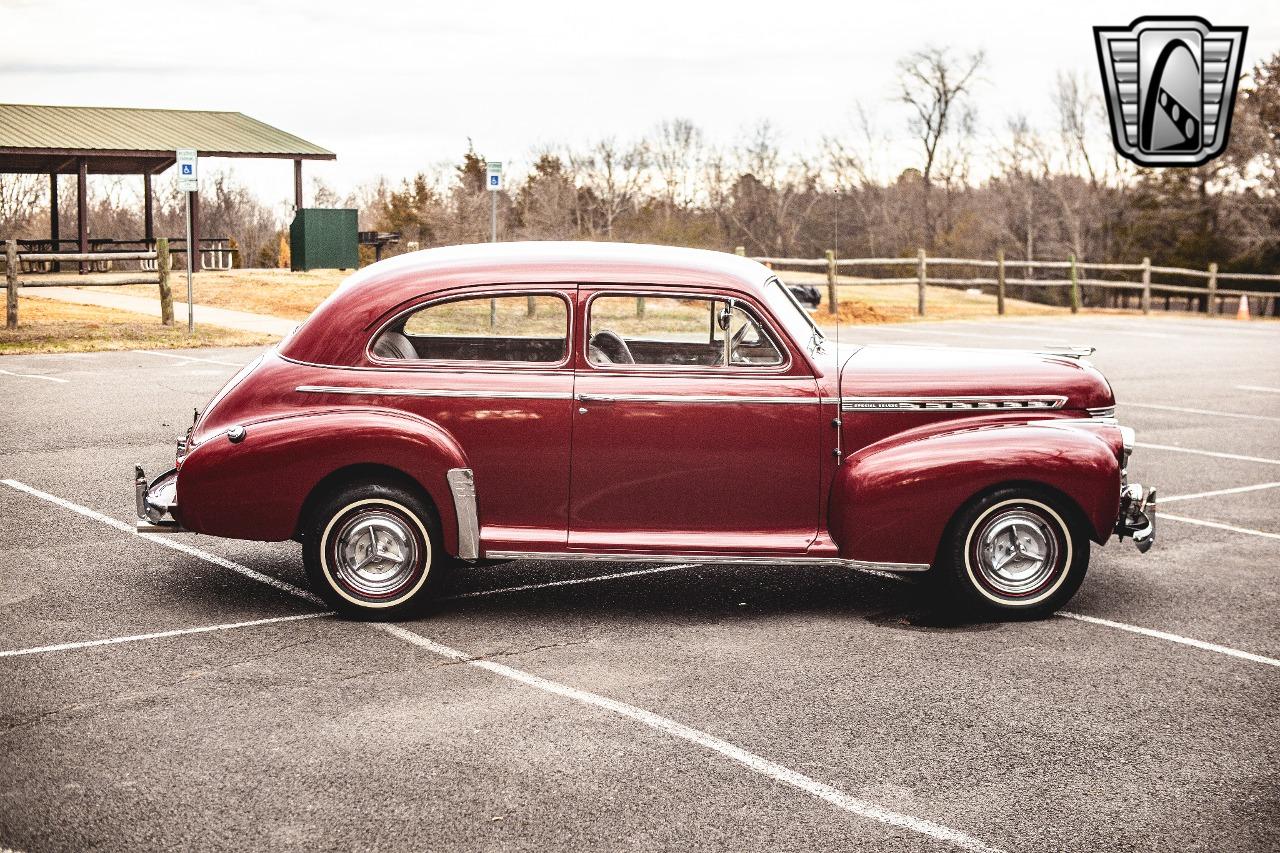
<box><xmin>303</xmin><ymin>483</ymin><xmax>444</xmax><ymax>618</ymax></box>
<box><xmin>940</xmin><ymin>487</ymin><xmax>1089</xmax><ymax>619</ymax></box>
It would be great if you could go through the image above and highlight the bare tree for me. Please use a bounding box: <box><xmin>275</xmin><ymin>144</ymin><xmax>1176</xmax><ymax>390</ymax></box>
<box><xmin>652</xmin><ymin>118</ymin><xmax>704</xmax><ymax>221</ymax></box>
<box><xmin>0</xmin><ymin>174</ymin><xmax>47</xmax><ymax>237</ymax></box>
<box><xmin>575</xmin><ymin>137</ymin><xmax>649</xmax><ymax>239</ymax></box>
<box><xmin>896</xmin><ymin>46</ymin><xmax>985</xmax><ymax>248</ymax></box>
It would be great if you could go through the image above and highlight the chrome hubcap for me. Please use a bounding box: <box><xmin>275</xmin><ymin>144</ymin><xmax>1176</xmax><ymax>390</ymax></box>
<box><xmin>332</xmin><ymin>511</ymin><xmax>419</xmax><ymax>598</ymax></box>
<box><xmin>974</xmin><ymin>509</ymin><xmax>1059</xmax><ymax>597</ymax></box>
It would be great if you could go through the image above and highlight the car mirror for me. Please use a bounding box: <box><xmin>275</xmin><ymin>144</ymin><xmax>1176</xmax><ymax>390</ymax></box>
<box><xmin>717</xmin><ymin>300</ymin><xmax>734</xmax><ymax>332</ymax></box>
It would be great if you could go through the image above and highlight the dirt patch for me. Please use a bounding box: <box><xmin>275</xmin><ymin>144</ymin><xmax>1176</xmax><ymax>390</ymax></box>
<box><xmin>817</xmin><ymin>300</ymin><xmax>895</xmax><ymax>324</ymax></box>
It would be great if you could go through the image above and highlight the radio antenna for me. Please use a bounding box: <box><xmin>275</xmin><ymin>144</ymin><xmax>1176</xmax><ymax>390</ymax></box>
<box><xmin>833</xmin><ymin>185</ymin><xmax>843</xmax><ymax>465</ymax></box>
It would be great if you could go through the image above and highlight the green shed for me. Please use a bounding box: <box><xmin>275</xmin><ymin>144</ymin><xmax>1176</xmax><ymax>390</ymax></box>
<box><xmin>290</xmin><ymin>208</ymin><xmax>358</xmax><ymax>271</ymax></box>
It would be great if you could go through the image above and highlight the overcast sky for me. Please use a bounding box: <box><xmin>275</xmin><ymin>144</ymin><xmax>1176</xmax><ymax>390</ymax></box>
<box><xmin>5</xmin><ymin>0</ymin><xmax>1277</xmax><ymax>209</ymax></box>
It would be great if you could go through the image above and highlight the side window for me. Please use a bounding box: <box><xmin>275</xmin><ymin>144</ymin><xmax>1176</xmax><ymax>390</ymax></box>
<box><xmin>373</xmin><ymin>294</ymin><xmax>568</xmax><ymax>363</ymax></box>
<box><xmin>587</xmin><ymin>294</ymin><xmax>783</xmax><ymax>368</ymax></box>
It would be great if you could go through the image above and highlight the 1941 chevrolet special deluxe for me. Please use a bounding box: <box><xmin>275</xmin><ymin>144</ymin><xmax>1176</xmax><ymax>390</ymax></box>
<box><xmin>135</xmin><ymin>242</ymin><xmax>1155</xmax><ymax>619</ymax></box>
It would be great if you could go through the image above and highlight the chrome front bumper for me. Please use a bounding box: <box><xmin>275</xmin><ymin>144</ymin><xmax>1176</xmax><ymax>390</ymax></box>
<box><xmin>1115</xmin><ymin>483</ymin><xmax>1156</xmax><ymax>552</ymax></box>
<box><xmin>1113</xmin><ymin>424</ymin><xmax>1155</xmax><ymax>552</ymax></box>
<box><xmin>135</xmin><ymin>465</ymin><xmax>184</xmax><ymax>533</ymax></box>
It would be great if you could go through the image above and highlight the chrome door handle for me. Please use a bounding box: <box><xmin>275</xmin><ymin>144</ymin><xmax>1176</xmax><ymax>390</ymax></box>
<box><xmin>576</xmin><ymin>394</ymin><xmax>617</xmax><ymax>403</ymax></box>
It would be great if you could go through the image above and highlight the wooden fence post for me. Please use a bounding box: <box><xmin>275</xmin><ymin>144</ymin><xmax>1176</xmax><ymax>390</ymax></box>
<box><xmin>996</xmin><ymin>248</ymin><xmax>1006</xmax><ymax>316</ymax></box>
<box><xmin>825</xmin><ymin>249</ymin><xmax>837</xmax><ymax>314</ymax></box>
<box><xmin>636</xmin><ymin>296</ymin><xmax>646</xmax><ymax>318</ymax></box>
<box><xmin>1069</xmin><ymin>254</ymin><xmax>1080</xmax><ymax>314</ymax></box>
<box><xmin>527</xmin><ymin>295</ymin><xmax>537</xmax><ymax>318</ymax></box>
<box><xmin>156</xmin><ymin>238</ymin><xmax>173</xmax><ymax>326</ymax></box>
<box><xmin>1141</xmin><ymin>257</ymin><xmax>1151</xmax><ymax>315</ymax></box>
<box><xmin>1206</xmin><ymin>262</ymin><xmax>1218</xmax><ymax>316</ymax></box>
<box><xmin>916</xmin><ymin>248</ymin><xmax>926</xmax><ymax>317</ymax></box>
<box><xmin>5</xmin><ymin>240</ymin><xmax>17</xmax><ymax>330</ymax></box>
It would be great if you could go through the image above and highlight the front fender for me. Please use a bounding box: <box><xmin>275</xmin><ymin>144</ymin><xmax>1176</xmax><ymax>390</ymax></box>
<box><xmin>830</xmin><ymin>421</ymin><xmax>1121</xmax><ymax>566</ymax></box>
<box><xmin>176</xmin><ymin>408</ymin><xmax>468</xmax><ymax>550</ymax></box>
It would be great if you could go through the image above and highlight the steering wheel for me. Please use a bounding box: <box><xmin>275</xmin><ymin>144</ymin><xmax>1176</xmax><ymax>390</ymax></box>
<box><xmin>715</xmin><ymin>322</ymin><xmax>752</xmax><ymax>366</ymax></box>
<box><xmin>590</xmin><ymin>329</ymin><xmax>635</xmax><ymax>364</ymax></box>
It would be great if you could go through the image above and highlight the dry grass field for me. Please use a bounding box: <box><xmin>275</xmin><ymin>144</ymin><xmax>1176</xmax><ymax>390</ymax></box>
<box><xmin>73</xmin><ymin>267</ymin><xmax>1068</xmax><ymax>326</ymax></box>
<box><xmin>72</xmin><ymin>268</ymin><xmax>347</xmax><ymax>322</ymax></box>
<box><xmin>0</xmin><ymin>297</ymin><xmax>275</xmax><ymax>355</ymax></box>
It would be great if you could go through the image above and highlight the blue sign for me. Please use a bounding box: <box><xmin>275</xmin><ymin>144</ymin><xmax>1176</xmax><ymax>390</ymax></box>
<box><xmin>182</xmin><ymin>164</ymin><xmax>193</xmax><ymax>175</ymax></box>
<box><xmin>490</xmin><ymin>175</ymin><xmax>499</xmax><ymax>186</ymax></box>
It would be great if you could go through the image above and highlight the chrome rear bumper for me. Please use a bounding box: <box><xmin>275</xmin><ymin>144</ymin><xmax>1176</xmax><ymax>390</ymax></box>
<box><xmin>135</xmin><ymin>465</ymin><xmax>184</xmax><ymax>533</ymax></box>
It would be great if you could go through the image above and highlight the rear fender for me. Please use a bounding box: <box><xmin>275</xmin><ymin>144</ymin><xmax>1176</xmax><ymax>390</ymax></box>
<box><xmin>830</xmin><ymin>421</ymin><xmax>1121</xmax><ymax>566</ymax></box>
<box><xmin>177</xmin><ymin>408</ymin><xmax>468</xmax><ymax>551</ymax></box>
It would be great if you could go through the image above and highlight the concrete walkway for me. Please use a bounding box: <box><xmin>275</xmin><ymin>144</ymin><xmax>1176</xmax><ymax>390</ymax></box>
<box><xmin>24</xmin><ymin>287</ymin><xmax>297</xmax><ymax>337</ymax></box>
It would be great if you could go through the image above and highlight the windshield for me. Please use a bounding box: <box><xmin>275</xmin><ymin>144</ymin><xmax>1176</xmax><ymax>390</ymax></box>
<box><xmin>763</xmin><ymin>276</ymin><xmax>824</xmax><ymax>347</ymax></box>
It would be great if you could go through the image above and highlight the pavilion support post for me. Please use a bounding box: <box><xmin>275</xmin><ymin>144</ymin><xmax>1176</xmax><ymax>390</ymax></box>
<box><xmin>76</xmin><ymin>157</ymin><xmax>88</xmax><ymax>274</ymax></box>
<box><xmin>294</xmin><ymin>159</ymin><xmax>303</xmax><ymax>211</ymax></box>
<box><xmin>190</xmin><ymin>189</ymin><xmax>201</xmax><ymax>273</ymax></box>
<box><xmin>6</xmin><ymin>240</ymin><xmax>18</xmax><ymax>330</ymax></box>
<box><xmin>49</xmin><ymin>173</ymin><xmax>60</xmax><ymax>271</ymax></box>
<box><xmin>157</xmin><ymin>237</ymin><xmax>173</xmax><ymax>325</ymax></box>
<box><xmin>143</xmin><ymin>173</ymin><xmax>155</xmax><ymax>245</ymax></box>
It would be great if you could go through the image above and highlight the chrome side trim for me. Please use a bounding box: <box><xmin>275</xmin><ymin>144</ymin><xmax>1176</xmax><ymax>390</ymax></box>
<box><xmin>1087</xmin><ymin>405</ymin><xmax>1117</xmax><ymax>418</ymax></box>
<box><xmin>1036</xmin><ymin>346</ymin><xmax>1095</xmax><ymax>359</ymax></box>
<box><xmin>297</xmin><ymin>385</ymin><xmax>572</xmax><ymax>401</ymax></box>
<box><xmin>576</xmin><ymin>393</ymin><xmax>821</xmax><ymax>405</ymax></box>
<box><xmin>483</xmin><ymin>550</ymin><xmax>930</xmax><ymax>573</ymax></box>
<box><xmin>446</xmin><ymin>468</ymin><xmax>480</xmax><ymax>561</ymax></box>
<box><xmin>842</xmin><ymin>395</ymin><xmax>1067</xmax><ymax>412</ymax></box>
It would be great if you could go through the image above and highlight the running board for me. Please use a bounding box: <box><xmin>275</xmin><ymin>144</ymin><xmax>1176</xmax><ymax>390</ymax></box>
<box><xmin>484</xmin><ymin>550</ymin><xmax>930</xmax><ymax>573</ymax></box>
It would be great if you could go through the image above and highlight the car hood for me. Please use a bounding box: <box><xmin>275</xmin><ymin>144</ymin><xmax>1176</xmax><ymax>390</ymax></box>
<box><xmin>839</xmin><ymin>344</ymin><xmax>1114</xmax><ymax>411</ymax></box>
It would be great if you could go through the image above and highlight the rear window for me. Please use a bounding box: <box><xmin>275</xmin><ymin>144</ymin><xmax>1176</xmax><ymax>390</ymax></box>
<box><xmin>372</xmin><ymin>294</ymin><xmax>568</xmax><ymax>363</ymax></box>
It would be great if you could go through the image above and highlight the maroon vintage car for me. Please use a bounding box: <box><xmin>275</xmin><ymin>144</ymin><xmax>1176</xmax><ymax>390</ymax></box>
<box><xmin>136</xmin><ymin>242</ymin><xmax>1155</xmax><ymax>618</ymax></box>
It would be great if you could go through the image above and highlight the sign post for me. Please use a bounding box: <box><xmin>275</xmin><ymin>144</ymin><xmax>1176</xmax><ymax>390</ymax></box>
<box><xmin>485</xmin><ymin>161</ymin><xmax>502</xmax><ymax>243</ymax></box>
<box><xmin>176</xmin><ymin>148</ymin><xmax>199</xmax><ymax>334</ymax></box>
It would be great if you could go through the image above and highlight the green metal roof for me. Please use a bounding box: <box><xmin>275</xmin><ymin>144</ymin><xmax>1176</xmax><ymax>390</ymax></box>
<box><xmin>0</xmin><ymin>104</ymin><xmax>334</xmax><ymax>172</ymax></box>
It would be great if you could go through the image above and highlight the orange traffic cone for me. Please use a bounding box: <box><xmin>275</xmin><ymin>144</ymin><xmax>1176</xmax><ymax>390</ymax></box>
<box><xmin>1236</xmin><ymin>294</ymin><xmax>1250</xmax><ymax>320</ymax></box>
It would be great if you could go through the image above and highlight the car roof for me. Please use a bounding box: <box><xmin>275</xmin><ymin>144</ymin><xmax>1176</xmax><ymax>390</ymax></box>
<box><xmin>280</xmin><ymin>241</ymin><xmax>778</xmax><ymax>365</ymax></box>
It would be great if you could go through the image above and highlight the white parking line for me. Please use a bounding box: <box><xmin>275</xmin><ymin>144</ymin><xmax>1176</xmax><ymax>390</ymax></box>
<box><xmin>0</xmin><ymin>482</ymin><xmax>996</xmax><ymax>851</ymax></box>
<box><xmin>1057</xmin><ymin>612</ymin><xmax>1280</xmax><ymax>668</ymax></box>
<box><xmin>1122</xmin><ymin>402</ymin><xmax>1280</xmax><ymax>423</ymax></box>
<box><xmin>0</xmin><ymin>479</ymin><xmax>322</xmax><ymax>606</ymax></box>
<box><xmin>0</xmin><ymin>612</ymin><xmax>327</xmax><ymax>659</ymax></box>
<box><xmin>1159</xmin><ymin>513</ymin><xmax>1280</xmax><ymax>541</ymax></box>
<box><xmin>133</xmin><ymin>349</ymin><xmax>246</xmax><ymax>368</ymax></box>
<box><xmin>1159</xmin><ymin>482</ymin><xmax>1280</xmax><ymax>503</ymax></box>
<box><xmin>380</xmin><ymin>623</ymin><xmax>1002</xmax><ymax>853</ymax></box>
<box><xmin>0</xmin><ymin>367</ymin><xmax>68</xmax><ymax>383</ymax></box>
<box><xmin>1237</xmin><ymin>385</ymin><xmax>1280</xmax><ymax>394</ymax></box>
<box><xmin>1135</xmin><ymin>442</ymin><xmax>1280</xmax><ymax>466</ymax></box>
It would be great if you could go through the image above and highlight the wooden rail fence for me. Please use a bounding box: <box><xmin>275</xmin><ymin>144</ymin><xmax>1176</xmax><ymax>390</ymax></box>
<box><xmin>4</xmin><ymin>238</ymin><xmax>175</xmax><ymax>330</ymax></box>
<box><xmin>737</xmin><ymin>248</ymin><xmax>1280</xmax><ymax>318</ymax></box>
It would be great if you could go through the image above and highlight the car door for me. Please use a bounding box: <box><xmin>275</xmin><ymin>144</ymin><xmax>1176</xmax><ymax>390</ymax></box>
<box><xmin>568</xmin><ymin>287</ymin><xmax>823</xmax><ymax>554</ymax></box>
<box><xmin>366</xmin><ymin>286</ymin><xmax>576</xmax><ymax>553</ymax></box>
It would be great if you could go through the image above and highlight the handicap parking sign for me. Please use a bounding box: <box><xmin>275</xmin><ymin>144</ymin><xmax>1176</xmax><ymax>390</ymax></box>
<box><xmin>176</xmin><ymin>148</ymin><xmax>199</xmax><ymax>191</ymax></box>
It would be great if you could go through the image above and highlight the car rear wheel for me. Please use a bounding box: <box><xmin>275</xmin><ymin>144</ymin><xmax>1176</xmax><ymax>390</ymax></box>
<box><xmin>939</xmin><ymin>487</ymin><xmax>1089</xmax><ymax>619</ymax></box>
<box><xmin>303</xmin><ymin>483</ymin><xmax>444</xmax><ymax>618</ymax></box>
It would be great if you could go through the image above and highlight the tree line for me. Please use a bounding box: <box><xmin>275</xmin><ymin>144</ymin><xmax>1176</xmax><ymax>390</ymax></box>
<box><xmin>2</xmin><ymin>50</ymin><xmax>1277</xmax><ymax>277</ymax></box>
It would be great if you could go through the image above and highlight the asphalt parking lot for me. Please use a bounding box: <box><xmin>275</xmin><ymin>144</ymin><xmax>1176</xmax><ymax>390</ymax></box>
<box><xmin>1</xmin><ymin>315</ymin><xmax>1278</xmax><ymax>853</ymax></box>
